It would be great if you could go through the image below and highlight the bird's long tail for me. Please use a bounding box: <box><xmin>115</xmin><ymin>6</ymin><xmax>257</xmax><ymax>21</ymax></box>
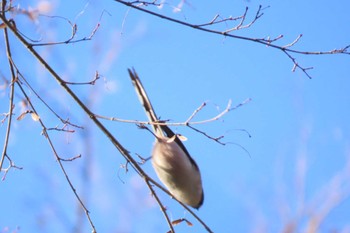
<box><xmin>128</xmin><ymin>68</ymin><xmax>164</xmax><ymax>137</ymax></box>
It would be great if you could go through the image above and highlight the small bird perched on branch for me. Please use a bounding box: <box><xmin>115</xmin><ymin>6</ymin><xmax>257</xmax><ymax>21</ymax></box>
<box><xmin>128</xmin><ymin>68</ymin><xmax>204</xmax><ymax>209</ymax></box>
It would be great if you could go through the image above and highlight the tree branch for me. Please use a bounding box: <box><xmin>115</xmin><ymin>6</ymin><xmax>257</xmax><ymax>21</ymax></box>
<box><xmin>0</xmin><ymin>18</ymin><xmax>17</xmax><ymax>172</ymax></box>
<box><xmin>113</xmin><ymin>0</ymin><xmax>350</xmax><ymax>78</ymax></box>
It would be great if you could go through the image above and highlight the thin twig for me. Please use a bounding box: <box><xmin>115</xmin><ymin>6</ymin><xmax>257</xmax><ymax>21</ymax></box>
<box><xmin>0</xmin><ymin>19</ymin><xmax>16</xmax><ymax>172</ymax></box>
<box><xmin>59</xmin><ymin>154</ymin><xmax>82</xmax><ymax>162</ymax></box>
<box><xmin>196</xmin><ymin>13</ymin><xmax>245</xmax><ymax>28</ymax></box>
<box><xmin>185</xmin><ymin>102</ymin><xmax>207</xmax><ymax>123</ymax></box>
<box><xmin>1</xmin><ymin>154</ymin><xmax>23</xmax><ymax>181</ymax></box>
<box><xmin>95</xmin><ymin>98</ymin><xmax>251</xmax><ymax>127</ymax></box>
<box><xmin>13</xmin><ymin>9</ymin><xmax>109</xmax><ymax>47</ymax></box>
<box><xmin>263</xmin><ymin>34</ymin><xmax>284</xmax><ymax>46</ymax></box>
<box><xmin>63</xmin><ymin>71</ymin><xmax>101</xmax><ymax>85</ymax></box>
<box><xmin>47</xmin><ymin>123</ymin><xmax>76</xmax><ymax>133</ymax></box>
<box><xmin>238</xmin><ymin>5</ymin><xmax>265</xmax><ymax>30</ymax></box>
<box><xmin>13</xmin><ymin>63</ymin><xmax>83</xmax><ymax>129</ymax></box>
<box><xmin>143</xmin><ymin>174</ymin><xmax>214</xmax><ymax>232</ymax></box>
<box><xmin>95</xmin><ymin>98</ymin><xmax>251</xmax><ymax>145</ymax></box>
<box><xmin>283</xmin><ymin>34</ymin><xmax>303</xmax><ymax>48</ymax></box>
<box><xmin>187</xmin><ymin>125</ymin><xmax>225</xmax><ymax>145</ymax></box>
<box><xmin>16</xmin><ymin>79</ymin><xmax>97</xmax><ymax>232</ymax></box>
<box><xmin>223</xmin><ymin>7</ymin><xmax>250</xmax><ymax>33</ymax></box>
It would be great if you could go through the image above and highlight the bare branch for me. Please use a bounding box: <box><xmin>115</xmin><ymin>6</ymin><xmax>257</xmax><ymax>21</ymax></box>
<box><xmin>144</xmin><ymin>174</ymin><xmax>214</xmax><ymax>232</ymax></box>
<box><xmin>12</xmin><ymin>64</ymin><xmax>83</xmax><ymax>129</ymax></box>
<box><xmin>113</xmin><ymin>0</ymin><xmax>350</xmax><ymax>78</ymax></box>
<box><xmin>136</xmin><ymin>153</ymin><xmax>151</xmax><ymax>165</ymax></box>
<box><xmin>1</xmin><ymin>21</ymin><xmax>17</xmax><ymax>172</ymax></box>
<box><xmin>7</xmin><ymin>8</ymin><xmax>109</xmax><ymax>47</ymax></box>
<box><xmin>197</xmin><ymin>11</ymin><xmax>249</xmax><ymax>29</ymax></box>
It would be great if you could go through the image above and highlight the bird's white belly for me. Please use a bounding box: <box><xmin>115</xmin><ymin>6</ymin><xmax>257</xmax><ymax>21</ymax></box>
<box><xmin>152</xmin><ymin>139</ymin><xmax>202</xmax><ymax>208</ymax></box>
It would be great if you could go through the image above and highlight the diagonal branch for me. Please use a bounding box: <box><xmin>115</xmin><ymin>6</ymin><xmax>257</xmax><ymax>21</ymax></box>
<box><xmin>113</xmin><ymin>0</ymin><xmax>350</xmax><ymax>78</ymax></box>
<box><xmin>145</xmin><ymin>179</ymin><xmax>175</xmax><ymax>233</ymax></box>
<box><xmin>0</xmin><ymin>14</ymin><xmax>213</xmax><ymax>233</ymax></box>
<box><xmin>0</xmin><ymin>19</ymin><xmax>16</xmax><ymax>172</ymax></box>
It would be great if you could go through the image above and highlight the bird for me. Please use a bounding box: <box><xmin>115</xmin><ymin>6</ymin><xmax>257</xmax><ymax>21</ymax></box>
<box><xmin>128</xmin><ymin>68</ymin><xmax>204</xmax><ymax>209</ymax></box>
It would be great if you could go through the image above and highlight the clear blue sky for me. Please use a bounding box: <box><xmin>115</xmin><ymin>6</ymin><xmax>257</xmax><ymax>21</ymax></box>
<box><xmin>1</xmin><ymin>0</ymin><xmax>350</xmax><ymax>232</ymax></box>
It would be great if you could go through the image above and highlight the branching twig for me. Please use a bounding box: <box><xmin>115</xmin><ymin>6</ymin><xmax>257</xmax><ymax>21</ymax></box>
<box><xmin>0</xmin><ymin>10</ymin><xmax>96</xmax><ymax>231</ymax></box>
<box><xmin>95</xmin><ymin>98</ymin><xmax>251</xmax><ymax>127</ymax></box>
<box><xmin>8</xmin><ymin>8</ymin><xmax>108</xmax><ymax>47</ymax></box>
<box><xmin>114</xmin><ymin>0</ymin><xmax>350</xmax><ymax>78</ymax></box>
<box><xmin>136</xmin><ymin>153</ymin><xmax>151</xmax><ymax>164</ymax></box>
<box><xmin>0</xmin><ymin>18</ymin><xmax>17</xmax><ymax>172</ymax></box>
<box><xmin>15</xmin><ymin>78</ymin><xmax>97</xmax><ymax>232</ymax></box>
<box><xmin>12</xmin><ymin>64</ymin><xmax>83</xmax><ymax>129</ymax></box>
<box><xmin>282</xmin><ymin>49</ymin><xmax>314</xmax><ymax>79</ymax></box>
<box><xmin>95</xmin><ymin>98</ymin><xmax>251</xmax><ymax>145</ymax></box>
<box><xmin>47</xmin><ymin>123</ymin><xmax>76</xmax><ymax>133</ymax></box>
<box><xmin>142</xmin><ymin>174</ymin><xmax>214</xmax><ymax>233</ymax></box>
<box><xmin>1</xmin><ymin>154</ymin><xmax>23</xmax><ymax>181</ymax></box>
<box><xmin>263</xmin><ymin>34</ymin><xmax>284</xmax><ymax>45</ymax></box>
<box><xmin>197</xmin><ymin>11</ymin><xmax>248</xmax><ymax>28</ymax></box>
<box><xmin>223</xmin><ymin>5</ymin><xmax>264</xmax><ymax>33</ymax></box>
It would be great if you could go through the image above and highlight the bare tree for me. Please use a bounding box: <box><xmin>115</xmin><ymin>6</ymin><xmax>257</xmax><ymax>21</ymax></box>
<box><xmin>1</xmin><ymin>1</ymin><xmax>349</xmax><ymax>232</ymax></box>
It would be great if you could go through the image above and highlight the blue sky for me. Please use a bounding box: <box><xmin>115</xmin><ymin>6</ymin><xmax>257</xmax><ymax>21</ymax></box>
<box><xmin>1</xmin><ymin>0</ymin><xmax>350</xmax><ymax>232</ymax></box>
